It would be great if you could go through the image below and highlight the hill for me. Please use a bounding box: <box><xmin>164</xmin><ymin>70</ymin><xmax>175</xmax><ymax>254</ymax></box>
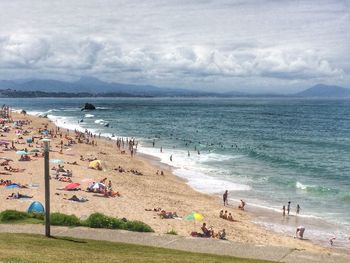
<box><xmin>295</xmin><ymin>84</ymin><xmax>350</xmax><ymax>97</ymax></box>
<box><xmin>0</xmin><ymin>77</ymin><xmax>218</xmax><ymax>97</ymax></box>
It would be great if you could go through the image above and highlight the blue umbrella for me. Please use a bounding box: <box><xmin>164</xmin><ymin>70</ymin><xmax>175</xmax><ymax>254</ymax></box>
<box><xmin>16</xmin><ymin>150</ymin><xmax>28</xmax><ymax>155</ymax></box>
<box><xmin>50</xmin><ymin>159</ymin><xmax>64</xmax><ymax>164</ymax></box>
<box><xmin>6</xmin><ymin>184</ymin><xmax>19</xmax><ymax>189</ymax></box>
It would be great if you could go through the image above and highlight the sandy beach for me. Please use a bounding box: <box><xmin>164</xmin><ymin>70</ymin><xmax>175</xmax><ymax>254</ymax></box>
<box><xmin>0</xmin><ymin>110</ymin><xmax>348</xmax><ymax>257</ymax></box>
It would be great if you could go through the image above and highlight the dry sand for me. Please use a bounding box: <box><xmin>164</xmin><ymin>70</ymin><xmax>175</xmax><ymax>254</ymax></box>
<box><xmin>0</xmin><ymin>111</ymin><xmax>348</xmax><ymax>256</ymax></box>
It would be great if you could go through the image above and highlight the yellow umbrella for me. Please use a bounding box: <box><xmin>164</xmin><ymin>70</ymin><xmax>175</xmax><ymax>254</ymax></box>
<box><xmin>185</xmin><ymin>212</ymin><xmax>204</xmax><ymax>221</ymax></box>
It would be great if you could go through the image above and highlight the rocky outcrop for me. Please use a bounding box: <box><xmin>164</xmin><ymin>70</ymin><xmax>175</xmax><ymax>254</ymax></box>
<box><xmin>81</xmin><ymin>103</ymin><xmax>96</xmax><ymax>111</ymax></box>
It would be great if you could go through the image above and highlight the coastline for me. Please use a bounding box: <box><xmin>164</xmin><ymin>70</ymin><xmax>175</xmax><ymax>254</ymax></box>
<box><xmin>0</xmin><ymin>110</ymin><xmax>348</xmax><ymax>257</ymax></box>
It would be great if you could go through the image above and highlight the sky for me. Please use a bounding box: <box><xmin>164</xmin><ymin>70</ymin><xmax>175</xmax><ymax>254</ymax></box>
<box><xmin>0</xmin><ymin>0</ymin><xmax>349</xmax><ymax>93</ymax></box>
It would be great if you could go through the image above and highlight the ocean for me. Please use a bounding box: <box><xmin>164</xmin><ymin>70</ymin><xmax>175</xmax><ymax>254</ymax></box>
<box><xmin>3</xmin><ymin>97</ymin><xmax>350</xmax><ymax>248</ymax></box>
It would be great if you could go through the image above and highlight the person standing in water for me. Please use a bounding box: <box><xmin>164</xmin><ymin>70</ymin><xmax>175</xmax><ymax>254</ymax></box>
<box><xmin>223</xmin><ymin>190</ymin><xmax>228</xmax><ymax>206</ymax></box>
<box><xmin>282</xmin><ymin>205</ymin><xmax>286</xmax><ymax>216</ymax></box>
<box><xmin>287</xmin><ymin>201</ymin><xmax>291</xmax><ymax>215</ymax></box>
<box><xmin>170</xmin><ymin>155</ymin><xmax>173</xmax><ymax>162</ymax></box>
<box><xmin>296</xmin><ymin>204</ymin><xmax>301</xmax><ymax>215</ymax></box>
<box><xmin>188</xmin><ymin>150</ymin><xmax>190</xmax><ymax>157</ymax></box>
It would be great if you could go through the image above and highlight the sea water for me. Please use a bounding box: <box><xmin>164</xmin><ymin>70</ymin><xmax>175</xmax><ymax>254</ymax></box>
<box><xmin>2</xmin><ymin>97</ymin><xmax>350</xmax><ymax>248</ymax></box>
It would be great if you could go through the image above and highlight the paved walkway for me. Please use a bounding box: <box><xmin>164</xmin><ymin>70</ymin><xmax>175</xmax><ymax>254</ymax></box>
<box><xmin>0</xmin><ymin>224</ymin><xmax>349</xmax><ymax>263</ymax></box>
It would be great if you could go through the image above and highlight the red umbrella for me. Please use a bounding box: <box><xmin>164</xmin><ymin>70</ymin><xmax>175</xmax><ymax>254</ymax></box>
<box><xmin>64</xmin><ymin>182</ymin><xmax>80</xmax><ymax>191</ymax></box>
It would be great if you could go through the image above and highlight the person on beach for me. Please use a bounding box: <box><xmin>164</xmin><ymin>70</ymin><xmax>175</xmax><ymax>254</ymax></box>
<box><xmin>282</xmin><ymin>205</ymin><xmax>286</xmax><ymax>216</ymax></box>
<box><xmin>223</xmin><ymin>190</ymin><xmax>228</xmax><ymax>206</ymax></box>
<box><xmin>238</xmin><ymin>199</ymin><xmax>245</xmax><ymax>210</ymax></box>
<box><xmin>296</xmin><ymin>204</ymin><xmax>300</xmax><ymax>214</ymax></box>
<box><xmin>160</xmin><ymin>146</ymin><xmax>162</xmax><ymax>153</ymax></box>
<box><xmin>287</xmin><ymin>201</ymin><xmax>291</xmax><ymax>215</ymax></box>
<box><xmin>219</xmin><ymin>210</ymin><xmax>224</xmax><ymax>218</ymax></box>
<box><xmin>329</xmin><ymin>237</ymin><xmax>336</xmax><ymax>246</ymax></box>
<box><xmin>170</xmin><ymin>155</ymin><xmax>172</xmax><ymax>162</ymax></box>
<box><xmin>227</xmin><ymin>213</ymin><xmax>234</xmax><ymax>221</ymax></box>
<box><xmin>223</xmin><ymin>210</ymin><xmax>228</xmax><ymax>219</ymax></box>
<box><xmin>295</xmin><ymin>226</ymin><xmax>305</xmax><ymax>239</ymax></box>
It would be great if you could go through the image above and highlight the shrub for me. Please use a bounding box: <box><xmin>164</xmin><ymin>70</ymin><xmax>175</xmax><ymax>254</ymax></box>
<box><xmin>166</xmin><ymin>229</ymin><xmax>177</xmax><ymax>235</ymax></box>
<box><xmin>110</xmin><ymin>218</ymin><xmax>126</xmax><ymax>230</ymax></box>
<box><xmin>84</xmin><ymin>213</ymin><xmax>112</xmax><ymax>228</ymax></box>
<box><xmin>124</xmin><ymin>220</ymin><xmax>154</xmax><ymax>232</ymax></box>
<box><xmin>29</xmin><ymin>213</ymin><xmax>45</xmax><ymax>220</ymax></box>
<box><xmin>50</xmin><ymin>212</ymin><xmax>80</xmax><ymax>226</ymax></box>
<box><xmin>0</xmin><ymin>210</ymin><xmax>28</xmax><ymax>222</ymax></box>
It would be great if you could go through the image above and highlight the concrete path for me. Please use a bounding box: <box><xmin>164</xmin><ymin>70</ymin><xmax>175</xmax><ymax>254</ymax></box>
<box><xmin>0</xmin><ymin>224</ymin><xmax>349</xmax><ymax>263</ymax></box>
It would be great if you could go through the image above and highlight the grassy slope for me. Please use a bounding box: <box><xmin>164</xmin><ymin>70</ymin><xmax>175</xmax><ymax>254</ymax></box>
<box><xmin>0</xmin><ymin>233</ymin><xmax>275</xmax><ymax>263</ymax></box>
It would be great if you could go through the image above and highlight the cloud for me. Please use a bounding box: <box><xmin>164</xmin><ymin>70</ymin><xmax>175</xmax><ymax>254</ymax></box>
<box><xmin>0</xmin><ymin>0</ymin><xmax>348</xmax><ymax>92</ymax></box>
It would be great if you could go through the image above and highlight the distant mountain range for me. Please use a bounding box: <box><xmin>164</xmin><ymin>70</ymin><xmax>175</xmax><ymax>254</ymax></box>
<box><xmin>0</xmin><ymin>77</ymin><xmax>349</xmax><ymax>98</ymax></box>
<box><xmin>294</xmin><ymin>84</ymin><xmax>350</xmax><ymax>97</ymax></box>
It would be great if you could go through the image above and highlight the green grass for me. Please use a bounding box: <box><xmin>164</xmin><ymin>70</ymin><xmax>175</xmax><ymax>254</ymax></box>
<box><xmin>0</xmin><ymin>233</ymin><xmax>275</xmax><ymax>263</ymax></box>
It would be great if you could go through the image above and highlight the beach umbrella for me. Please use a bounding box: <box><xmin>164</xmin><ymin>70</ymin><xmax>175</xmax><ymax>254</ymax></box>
<box><xmin>185</xmin><ymin>212</ymin><xmax>204</xmax><ymax>221</ymax></box>
<box><xmin>64</xmin><ymin>182</ymin><xmax>80</xmax><ymax>191</ymax></box>
<box><xmin>30</xmin><ymin>148</ymin><xmax>40</xmax><ymax>153</ymax></box>
<box><xmin>89</xmin><ymin>160</ymin><xmax>102</xmax><ymax>169</ymax></box>
<box><xmin>185</xmin><ymin>212</ymin><xmax>204</xmax><ymax>231</ymax></box>
<box><xmin>50</xmin><ymin>159</ymin><xmax>64</xmax><ymax>164</ymax></box>
<box><xmin>0</xmin><ymin>140</ymin><xmax>9</xmax><ymax>145</ymax></box>
<box><xmin>91</xmin><ymin>182</ymin><xmax>105</xmax><ymax>189</ymax></box>
<box><xmin>6</xmin><ymin>184</ymin><xmax>20</xmax><ymax>189</ymax></box>
<box><xmin>16</xmin><ymin>150</ymin><xmax>28</xmax><ymax>155</ymax></box>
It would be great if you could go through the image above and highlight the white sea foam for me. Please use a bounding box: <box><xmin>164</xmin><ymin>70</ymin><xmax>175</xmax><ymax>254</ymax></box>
<box><xmin>138</xmin><ymin>145</ymin><xmax>251</xmax><ymax>194</ymax></box>
<box><xmin>296</xmin><ymin>181</ymin><xmax>308</xmax><ymax>190</ymax></box>
<box><xmin>84</xmin><ymin>114</ymin><xmax>94</xmax><ymax>118</ymax></box>
<box><xmin>94</xmin><ymin>119</ymin><xmax>105</xmax><ymax>124</ymax></box>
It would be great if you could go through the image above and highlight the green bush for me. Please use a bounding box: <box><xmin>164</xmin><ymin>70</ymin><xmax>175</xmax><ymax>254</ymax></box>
<box><xmin>50</xmin><ymin>212</ymin><xmax>80</xmax><ymax>226</ymax></box>
<box><xmin>0</xmin><ymin>210</ymin><xmax>28</xmax><ymax>222</ymax></box>
<box><xmin>110</xmin><ymin>218</ymin><xmax>126</xmax><ymax>229</ymax></box>
<box><xmin>124</xmin><ymin>220</ymin><xmax>154</xmax><ymax>232</ymax></box>
<box><xmin>84</xmin><ymin>213</ymin><xmax>112</xmax><ymax>228</ymax></box>
<box><xmin>29</xmin><ymin>213</ymin><xmax>45</xmax><ymax>220</ymax></box>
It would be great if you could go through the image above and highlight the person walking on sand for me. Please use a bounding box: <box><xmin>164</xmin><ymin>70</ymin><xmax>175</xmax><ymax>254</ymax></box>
<box><xmin>296</xmin><ymin>204</ymin><xmax>300</xmax><ymax>215</ymax></box>
<box><xmin>287</xmin><ymin>201</ymin><xmax>291</xmax><ymax>215</ymax></box>
<box><xmin>223</xmin><ymin>190</ymin><xmax>228</xmax><ymax>206</ymax></box>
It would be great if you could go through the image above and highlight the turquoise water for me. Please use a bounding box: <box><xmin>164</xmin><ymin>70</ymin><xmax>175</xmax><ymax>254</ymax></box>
<box><xmin>2</xmin><ymin>97</ymin><xmax>350</xmax><ymax>246</ymax></box>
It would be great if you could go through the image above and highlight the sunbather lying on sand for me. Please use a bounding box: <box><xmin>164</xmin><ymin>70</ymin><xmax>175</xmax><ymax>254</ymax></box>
<box><xmin>158</xmin><ymin>210</ymin><xmax>179</xmax><ymax>219</ymax></box>
<box><xmin>145</xmin><ymin>207</ymin><xmax>162</xmax><ymax>212</ymax></box>
<box><xmin>4</xmin><ymin>166</ymin><xmax>25</xmax><ymax>172</ymax></box>
<box><xmin>6</xmin><ymin>192</ymin><xmax>33</xmax><ymax>199</ymax></box>
<box><xmin>67</xmin><ymin>161</ymin><xmax>78</xmax><ymax>165</ymax></box>
<box><xmin>64</xmin><ymin>195</ymin><xmax>88</xmax><ymax>202</ymax></box>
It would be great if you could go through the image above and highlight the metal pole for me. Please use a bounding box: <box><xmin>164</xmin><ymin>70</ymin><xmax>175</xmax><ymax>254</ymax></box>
<box><xmin>44</xmin><ymin>142</ymin><xmax>50</xmax><ymax>237</ymax></box>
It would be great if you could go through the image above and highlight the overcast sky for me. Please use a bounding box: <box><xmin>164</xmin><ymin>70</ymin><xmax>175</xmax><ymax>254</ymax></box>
<box><xmin>0</xmin><ymin>0</ymin><xmax>349</xmax><ymax>93</ymax></box>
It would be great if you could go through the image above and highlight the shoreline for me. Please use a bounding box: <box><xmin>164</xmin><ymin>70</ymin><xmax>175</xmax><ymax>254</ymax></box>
<box><xmin>1</xmin><ymin>109</ymin><xmax>348</xmax><ymax>256</ymax></box>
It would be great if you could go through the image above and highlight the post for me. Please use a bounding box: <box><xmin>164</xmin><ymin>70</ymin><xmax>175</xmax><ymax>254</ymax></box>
<box><xmin>43</xmin><ymin>139</ymin><xmax>51</xmax><ymax>237</ymax></box>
